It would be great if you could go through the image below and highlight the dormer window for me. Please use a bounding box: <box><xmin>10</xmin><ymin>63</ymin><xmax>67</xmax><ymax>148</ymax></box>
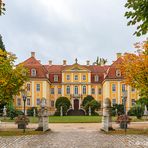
<box><xmin>54</xmin><ymin>75</ymin><xmax>58</xmax><ymax>82</ymax></box>
<box><xmin>31</xmin><ymin>69</ymin><xmax>36</xmax><ymax>77</ymax></box>
<box><xmin>94</xmin><ymin>75</ymin><xmax>99</xmax><ymax>82</ymax></box>
<box><xmin>116</xmin><ymin>69</ymin><xmax>121</xmax><ymax>77</ymax></box>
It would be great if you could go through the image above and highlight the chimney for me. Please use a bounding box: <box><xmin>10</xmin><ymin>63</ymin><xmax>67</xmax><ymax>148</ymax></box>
<box><xmin>86</xmin><ymin>60</ymin><xmax>90</xmax><ymax>66</ymax></box>
<box><xmin>31</xmin><ymin>52</ymin><xmax>35</xmax><ymax>57</ymax></box>
<box><xmin>116</xmin><ymin>53</ymin><xmax>122</xmax><ymax>59</ymax></box>
<box><xmin>49</xmin><ymin>60</ymin><xmax>52</xmax><ymax>66</ymax></box>
<box><xmin>38</xmin><ymin>60</ymin><xmax>41</xmax><ymax>63</ymax></box>
<box><xmin>63</xmin><ymin>60</ymin><xmax>67</xmax><ymax>66</ymax></box>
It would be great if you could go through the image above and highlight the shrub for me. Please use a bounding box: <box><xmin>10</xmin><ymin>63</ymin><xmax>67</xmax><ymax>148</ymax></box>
<box><xmin>27</xmin><ymin>107</ymin><xmax>38</xmax><ymax>116</ymax></box>
<box><xmin>82</xmin><ymin>95</ymin><xmax>100</xmax><ymax>115</ymax></box>
<box><xmin>128</xmin><ymin>104</ymin><xmax>144</xmax><ymax>119</ymax></box>
<box><xmin>112</xmin><ymin>104</ymin><xmax>124</xmax><ymax>116</ymax></box>
<box><xmin>15</xmin><ymin>115</ymin><xmax>30</xmax><ymax>125</ymax></box>
<box><xmin>55</xmin><ymin>97</ymin><xmax>71</xmax><ymax>116</ymax></box>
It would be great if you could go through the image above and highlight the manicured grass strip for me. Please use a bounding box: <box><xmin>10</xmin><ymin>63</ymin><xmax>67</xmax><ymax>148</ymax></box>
<box><xmin>48</xmin><ymin>116</ymin><xmax>102</xmax><ymax>123</ymax></box>
<box><xmin>107</xmin><ymin>128</ymin><xmax>148</xmax><ymax>135</ymax></box>
<box><xmin>0</xmin><ymin>116</ymin><xmax>148</xmax><ymax>123</ymax></box>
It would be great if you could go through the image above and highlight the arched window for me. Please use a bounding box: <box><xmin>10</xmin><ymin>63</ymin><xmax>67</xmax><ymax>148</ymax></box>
<box><xmin>31</xmin><ymin>69</ymin><xmax>36</xmax><ymax>76</ymax></box>
<box><xmin>74</xmin><ymin>86</ymin><xmax>78</xmax><ymax>95</ymax></box>
<box><xmin>82</xmin><ymin>86</ymin><xmax>86</xmax><ymax>94</ymax></box>
<box><xmin>116</xmin><ymin>69</ymin><xmax>121</xmax><ymax>77</ymax></box>
<box><xmin>66</xmin><ymin>86</ymin><xmax>70</xmax><ymax>94</ymax></box>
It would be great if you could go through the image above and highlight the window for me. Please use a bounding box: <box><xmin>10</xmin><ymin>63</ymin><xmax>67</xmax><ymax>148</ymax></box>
<box><xmin>27</xmin><ymin>84</ymin><xmax>30</xmax><ymax>91</ymax></box>
<box><xmin>131</xmin><ymin>99</ymin><xmax>136</xmax><ymax>106</ymax></box>
<box><xmin>27</xmin><ymin>98</ymin><xmax>30</xmax><ymax>106</ymax></box>
<box><xmin>31</xmin><ymin>69</ymin><xmax>36</xmax><ymax>77</ymax></box>
<box><xmin>36</xmin><ymin>98</ymin><xmax>40</xmax><ymax>105</ymax></box>
<box><xmin>98</xmin><ymin>88</ymin><xmax>102</xmax><ymax>94</ymax></box>
<box><xmin>66</xmin><ymin>86</ymin><xmax>70</xmax><ymax>94</ymax></box>
<box><xmin>74</xmin><ymin>75</ymin><xmax>78</xmax><ymax>80</ymax></box>
<box><xmin>94</xmin><ymin>75</ymin><xmax>99</xmax><ymax>82</ymax></box>
<box><xmin>51</xmin><ymin>100</ymin><xmax>54</xmax><ymax>107</ymax></box>
<box><xmin>66</xmin><ymin>75</ymin><xmax>70</xmax><ymax>80</ymax></box>
<box><xmin>82</xmin><ymin>75</ymin><xmax>86</xmax><ymax>80</ymax></box>
<box><xmin>74</xmin><ymin>86</ymin><xmax>78</xmax><ymax>94</ymax></box>
<box><xmin>131</xmin><ymin>87</ymin><xmax>135</xmax><ymax>92</ymax></box>
<box><xmin>112</xmin><ymin>99</ymin><xmax>116</xmax><ymax>105</ymax></box>
<box><xmin>17</xmin><ymin>98</ymin><xmax>21</xmax><ymax>106</ymax></box>
<box><xmin>122</xmin><ymin>84</ymin><xmax>126</xmax><ymax>92</ymax></box>
<box><xmin>91</xmin><ymin>88</ymin><xmax>95</xmax><ymax>94</ymax></box>
<box><xmin>36</xmin><ymin>84</ymin><xmax>40</xmax><ymax>91</ymax></box>
<box><xmin>82</xmin><ymin>86</ymin><xmax>86</xmax><ymax>94</ymax></box>
<box><xmin>112</xmin><ymin>84</ymin><xmax>116</xmax><ymax>92</ymax></box>
<box><xmin>54</xmin><ymin>75</ymin><xmax>58</xmax><ymax>82</ymax></box>
<box><xmin>116</xmin><ymin>69</ymin><xmax>121</xmax><ymax>77</ymax></box>
<box><xmin>51</xmin><ymin>88</ymin><xmax>54</xmax><ymax>94</ymax></box>
<box><xmin>58</xmin><ymin>88</ymin><xmax>61</xmax><ymax>94</ymax></box>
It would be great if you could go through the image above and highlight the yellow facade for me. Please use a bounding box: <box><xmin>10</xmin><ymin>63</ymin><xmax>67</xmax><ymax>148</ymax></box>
<box><xmin>14</xmin><ymin>53</ymin><xmax>139</xmax><ymax>114</ymax></box>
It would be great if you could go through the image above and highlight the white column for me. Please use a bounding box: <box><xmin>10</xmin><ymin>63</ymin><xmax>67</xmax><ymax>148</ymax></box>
<box><xmin>88</xmin><ymin>85</ymin><xmax>91</xmax><ymax>95</ymax></box>
<box><xmin>62</xmin><ymin>85</ymin><xmax>64</xmax><ymax>96</ymax></box>
<box><xmin>42</xmin><ymin>81</ymin><xmax>46</xmax><ymax>98</ymax></box>
<box><xmin>71</xmin><ymin>73</ymin><xmax>74</xmax><ymax>82</ymax></box>
<box><xmin>62</xmin><ymin>73</ymin><xmax>64</xmax><ymax>83</ymax></box>
<box><xmin>31</xmin><ymin>81</ymin><xmax>34</xmax><ymax>107</ymax></box>
<box><xmin>79</xmin><ymin>73</ymin><xmax>82</xmax><ymax>82</ymax></box>
<box><xmin>117</xmin><ymin>82</ymin><xmax>120</xmax><ymax>104</ymax></box>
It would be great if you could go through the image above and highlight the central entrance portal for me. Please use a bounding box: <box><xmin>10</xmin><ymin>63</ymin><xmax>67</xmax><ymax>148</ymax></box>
<box><xmin>74</xmin><ymin>99</ymin><xmax>79</xmax><ymax>110</ymax></box>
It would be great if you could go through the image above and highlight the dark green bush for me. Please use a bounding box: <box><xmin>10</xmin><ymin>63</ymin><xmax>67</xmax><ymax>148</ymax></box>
<box><xmin>27</xmin><ymin>107</ymin><xmax>38</xmax><ymax>116</ymax></box>
<box><xmin>82</xmin><ymin>95</ymin><xmax>100</xmax><ymax>115</ymax></box>
<box><xmin>55</xmin><ymin>97</ymin><xmax>71</xmax><ymax>116</ymax></box>
<box><xmin>112</xmin><ymin>104</ymin><xmax>124</xmax><ymax>116</ymax></box>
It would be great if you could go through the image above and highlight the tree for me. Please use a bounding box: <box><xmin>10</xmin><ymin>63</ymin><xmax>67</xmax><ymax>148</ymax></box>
<box><xmin>0</xmin><ymin>34</ymin><xmax>5</xmax><ymax>51</ymax></box>
<box><xmin>93</xmin><ymin>57</ymin><xmax>107</xmax><ymax>65</ymax></box>
<box><xmin>55</xmin><ymin>97</ymin><xmax>71</xmax><ymax>116</ymax></box>
<box><xmin>82</xmin><ymin>95</ymin><xmax>100</xmax><ymax>115</ymax></box>
<box><xmin>120</xmin><ymin>41</ymin><xmax>148</xmax><ymax>98</ymax></box>
<box><xmin>0</xmin><ymin>50</ymin><xmax>29</xmax><ymax>104</ymax></box>
<box><xmin>124</xmin><ymin>0</ymin><xmax>148</xmax><ymax>36</ymax></box>
<box><xmin>0</xmin><ymin>0</ymin><xmax>5</xmax><ymax>15</ymax></box>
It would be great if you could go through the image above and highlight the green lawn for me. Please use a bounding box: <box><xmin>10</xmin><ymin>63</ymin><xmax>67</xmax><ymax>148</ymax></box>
<box><xmin>0</xmin><ymin>116</ymin><xmax>148</xmax><ymax>123</ymax></box>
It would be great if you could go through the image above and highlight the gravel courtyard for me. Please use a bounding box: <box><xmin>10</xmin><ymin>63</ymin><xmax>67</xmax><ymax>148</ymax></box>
<box><xmin>0</xmin><ymin>123</ymin><xmax>148</xmax><ymax>148</ymax></box>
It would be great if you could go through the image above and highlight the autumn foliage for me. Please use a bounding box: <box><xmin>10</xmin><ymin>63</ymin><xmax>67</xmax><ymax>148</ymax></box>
<box><xmin>120</xmin><ymin>41</ymin><xmax>148</xmax><ymax>98</ymax></box>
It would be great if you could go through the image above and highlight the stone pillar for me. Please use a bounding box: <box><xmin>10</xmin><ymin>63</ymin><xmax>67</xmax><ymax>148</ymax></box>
<box><xmin>36</xmin><ymin>98</ymin><xmax>49</xmax><ymax>132</ymax></box>
<box><xmin>101</xmin><ymin>98</ymin><xmax>113</xmax><ymax>132</ymax></box>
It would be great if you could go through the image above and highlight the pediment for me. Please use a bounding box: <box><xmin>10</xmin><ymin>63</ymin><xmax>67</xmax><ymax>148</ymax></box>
<box><xmin>63</xmin><ymin>64</ymin><xmax>90</xmax><ymax>72</ymax></box>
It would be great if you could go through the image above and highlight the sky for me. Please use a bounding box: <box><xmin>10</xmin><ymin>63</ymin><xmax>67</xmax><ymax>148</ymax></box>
<box><xmin>0</xmin><ymin>0</ymin><xmax>147</xmax><ymax>65</ymax></box>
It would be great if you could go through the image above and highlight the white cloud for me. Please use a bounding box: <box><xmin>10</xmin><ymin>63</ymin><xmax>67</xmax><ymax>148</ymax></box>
<box><xmin>0</xmin><ymin>0</ymin><xmax>147</xmax><ymax>65</ymax></box>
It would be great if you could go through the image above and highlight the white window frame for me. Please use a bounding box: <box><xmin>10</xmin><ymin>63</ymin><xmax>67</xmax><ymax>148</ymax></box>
<box><xmin>74</xmin><ymin>86</ymin><xmax>78</xmax><ymax>94</ymax></box>
<box><xmin>116</xmin><ymin>69</ymin><xmax>121</xmax><ymax>77</ymax></box>
<box><xmin>27</xmin><ymin>83</ymin><xmax>30</xmax><ymax>91</ymax></box>
<box><xmin>36</xmin><ymin>84</ymin><xmax>40</xmax><ymax>92</ymax></box>
<box><xmin>58</xmin><ymin>88</ymin><xmax>61</xmax><ymax>94</ymax></box>
<box><xmin>36</xmin><ymin>98</ymin><xmax>40</xmax><ymax>105</ymax></box>
<box><xmin>54</xmin><ymin>75</ymin><xmax>58</xmax><ymax>82</ymax></box>
<box><xmin>112</xmin><ymin>99</ymin><xmax>116</xmax><ymax>105</ymax></box>
<box><xmin>27</xmin><ymin>98</ymin><xmax>31</xmax><ymax>106</ymax></box>
<box><xmin>17</xmin><ymin>98</ymin><xmax>21</xmax><ymax>106</ymax></box>
<box><xmin>66</xmin><ymin>86</ymin><xmax>70</xmax><ymax>94</ymax></box>
<box><xmin>74</xmin><ymin>75</ymin><xmax>78</xmax><ymax>80</ymax></box>
<box><xmin>98</xmin><ymin>88</ymin><xmax>102</xmax><ymax>94</ymax></box>
<box><xmin>66</xmin><ymin>75</ymin><xmax>70</xmax><ymax>80</ymax></box>
<box><xmin>94</xmin><ymin>75</ymin><xmax>99</xmax><ymax>82</ymax></box>
<box><xmin>91</xmin><ymin>88</ymin><xmax>95</xmax><ymax>94</ymax></box>
<box><xmin>122</xmin><ymin>84</ymin><xmax>126</xmax><ymax>92</ymax></box>
<box><xmin>82</xmin><ymin>75</ymin><xmax>86</xmax><ymax>80</ymax></box>
<box><xmin>112</xmin><ymin>84</ymin><xmax>116</xmax><ymax>92</ymax></box>
<box><xmin>82</xmin><ymin>86</ymin><xmax>86</xmax><ymax>94</ymax></box>
<box><xmin>51</xmin><ymin>88</ymin><xmax>54</xmax><ymax>94</ymax></box>
<box><xmin>31</xmin><ymin>69</ymin><xmax>36</xmax><ymax>77</ymax></box>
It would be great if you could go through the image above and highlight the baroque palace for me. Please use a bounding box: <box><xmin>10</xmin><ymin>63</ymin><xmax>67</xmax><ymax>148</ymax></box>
<box><xmin>15</xmin><ymin>52</ymin><xmax>139</xmax><ymax>114</ymax></box>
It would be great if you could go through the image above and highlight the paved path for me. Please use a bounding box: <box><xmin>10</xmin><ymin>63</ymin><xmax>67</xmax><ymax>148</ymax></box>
<box><xmin>0</xmin><ymin>123</ymin><xmax>148</xmax><ymax>148</ymax></box>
